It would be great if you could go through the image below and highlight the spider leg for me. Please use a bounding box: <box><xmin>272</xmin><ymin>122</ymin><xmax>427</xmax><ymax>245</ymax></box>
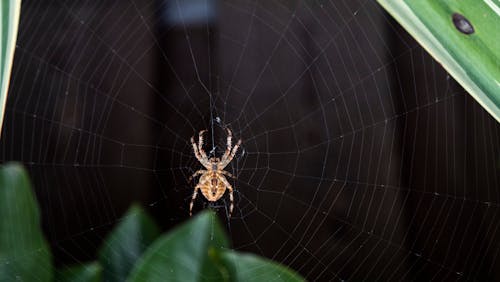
<box><xmin>191</xmin><ymin>132</ymin><xmax>210</xmax><ymax>168</ymax></box>
<box><xmin>220</xmin><ymin>170</ymin><xmax>236</xmax><ymax>179</ymax></box>
<box><xmin>221</xmin><ymin>139</ymin><xmax>242</xmax><ymax>167</ymax></box>
<box><xmin>228</xmin><ymin>187</ymin><xmax>234</xmax><ymax>218</ymax></box>
<box><xmin>218</xmin><ymin>175</ymin><xmax>234</xmax><ymax>217</ymax></box>
<box><xmin>189</xmin><ymin>185</ymin><xmax>201</xmax><ymax>217</ymax></box>
<box><xmin>191</xmin><ymin>136</ymin><xmax>204</xmax><ymax>162</ymax></box>
<box><xmin>221</xmin><ymin>128</ymin><xmax>233</xmax><ymax>161</ymax></box>
<box><xmin>198</xmin><ymin>130</ymin><xmax>209</xmax><ymax>160</ymax></box>
<box><xmin>189</xmin><ymin>170</ymin><xmax>207</xmax><ymax>182</ymax></box>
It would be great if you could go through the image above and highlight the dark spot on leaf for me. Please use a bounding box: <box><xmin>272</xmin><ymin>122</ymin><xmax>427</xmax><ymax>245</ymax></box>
<box><xmin>452</xmin><ymin>13</ymin><xmax>474</xmax><ymax>35</ymax></box>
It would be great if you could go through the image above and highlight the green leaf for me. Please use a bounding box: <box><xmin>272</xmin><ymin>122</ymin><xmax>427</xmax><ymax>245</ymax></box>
<box><xmin>377</xmin><ymin>0</ymin><xmax>500</xmax><ymax>122</ymax></box>
<box><xmin>0</xmin><ymin>0</ymin><xmax>21</xmax><ymax>135</ymax></box>
<box><xmin>0</xmin><ymin>163</ymin><xmax>53</xmax><ymax>281</ymax></box>
<box><xmin>127</xmin><ymin>211</ymin><xmax>229</xmax><ymax>282</ymax></box>
<box><xmin>220</xmin><ymin>251</ymin><xmax>305</xmax><ymax>282</ymax></box>
<box><xmin>98</xmin><ymin>204</ymin><xmax>161</xmax><ymax>282</ymax></box>
<box><xmin>56</xmin><ymin>262</ymin><xmax>102</xmax><ymax>282</ymax></box>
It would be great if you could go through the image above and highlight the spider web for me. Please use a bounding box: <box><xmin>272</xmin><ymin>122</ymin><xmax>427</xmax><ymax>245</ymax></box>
<box><xmin>2</xmin><ymin>0</ymin><xmax>500</xmax><ymax>280</ymax></box>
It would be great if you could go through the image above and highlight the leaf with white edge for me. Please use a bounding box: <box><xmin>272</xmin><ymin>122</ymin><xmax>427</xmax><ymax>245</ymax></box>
<box><xmin>0</xmin><ymin>0</ymin><xmax>21</xmax><ymax>135</ymax></box>
<box><xmin>377</xmin><ymin>0</ymin><xmax>500</xmax><ymax>122</ymax></box>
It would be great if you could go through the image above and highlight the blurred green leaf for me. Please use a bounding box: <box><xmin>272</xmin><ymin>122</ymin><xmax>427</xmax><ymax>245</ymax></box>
<box><xmin>0</xmin><ymin>0</ymin><xmax>21</xmax><ymax>135</ymax></box>
<box><xmin>56</xmin><ymin>262</ymin><xmax>102</xmax><ymax>282</ymax></box>
<box><xmin>220</xmin><ymin>251</ymin><xmax>305</xmax><ymax>282</ymax></box>
<box><xmin>0</xmin><ymin>163</ymin><xmax>53</xmax><ymax>281</ymax></box>
<box><xmin>99</xmin><ymin>204</ymin><xmax>160</xmax><ymax>282</ymax></box>
<box><xmin>377</xmin><ymin>0</ymin><xmax>500</xmax><ymax>122</ymax></box>
<box><xmin>127</xmin><ymin>211</ymin><xmax>229</xmax><ymax>282</ymax></box>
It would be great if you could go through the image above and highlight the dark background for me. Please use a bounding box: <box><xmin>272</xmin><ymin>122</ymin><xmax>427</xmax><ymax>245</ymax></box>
<box><xmin>1</xmin><ymin>0</ymin><xmax>499</xmax><ymax>281</ymax></box>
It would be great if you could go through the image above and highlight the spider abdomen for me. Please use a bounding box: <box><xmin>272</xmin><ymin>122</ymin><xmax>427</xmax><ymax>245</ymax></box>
<box><xmin>199</xmin><ymin>175</ymin><xmax>227</xmax><ymax>202</ymax></box>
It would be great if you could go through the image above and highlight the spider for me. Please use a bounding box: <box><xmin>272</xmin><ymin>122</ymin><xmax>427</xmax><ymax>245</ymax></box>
<box><xmin>189</xmin><ymin>128</ymin><xmax>241</xmax><ymax>217</ymax></box>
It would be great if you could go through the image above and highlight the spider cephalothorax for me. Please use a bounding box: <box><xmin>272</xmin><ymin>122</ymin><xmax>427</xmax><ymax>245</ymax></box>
<box><xmin>189</xmin><ymin>128</ymin><xmax>241</xmax><ymax>217</ymax></box>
